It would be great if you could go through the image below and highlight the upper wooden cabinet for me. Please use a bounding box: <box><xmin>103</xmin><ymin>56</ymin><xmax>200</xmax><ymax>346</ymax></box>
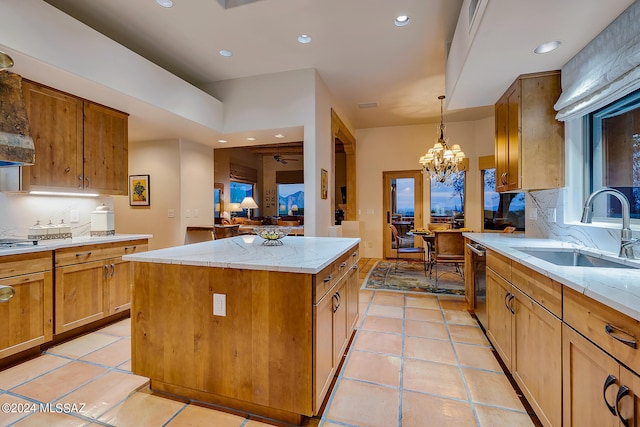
<box><xmin>21</xmin><ymin>80</ymin><xmax>128</xmax><ymax>195</ymax></box>
<box><xmin>494</xmin><ymin>71</ymin><xmax>564</xmax><ymax>192</ymax></box>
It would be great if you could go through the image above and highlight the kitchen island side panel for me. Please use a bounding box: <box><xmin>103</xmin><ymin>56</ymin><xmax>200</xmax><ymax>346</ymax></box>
<box><xmin>131</xmin><ymin>261</ymin><xmax>314</xmax><ymax>415</ymax></box>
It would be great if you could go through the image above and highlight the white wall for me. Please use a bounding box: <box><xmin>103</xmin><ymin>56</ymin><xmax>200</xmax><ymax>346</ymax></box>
<box><xmin>355</xmin><ymin>117</ymin><xmax>495</xmax><ymax>259</ymax></box>
<box><xmin>114</xmin><ymin>139</ymin><xmax>214</xmax><ymax>250</ymax></box>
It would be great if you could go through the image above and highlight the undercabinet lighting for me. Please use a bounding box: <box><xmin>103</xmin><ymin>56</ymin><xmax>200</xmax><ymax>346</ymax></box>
<box><xmin>218</xmin><ymin>139</ymin><xmax>228</xmax><ymax>143</ymax></box>
<box><xmin>395</xmin><ymin>15</ymin><xmax>410</xmax><ymax>27</ymax></box>
<box><xmin>247</xmin><ymin>137</ymin><xmax>256</xmax><ymax>141</ymax></box>
<box><xmin>534</xmin><ymin>40</ymin><xmax>562</xmax><ymax>54</ymax></box>
<box><xmin>156</xmin><ymin>0</ymin><xmax>173</xmax><ymax>8</ymax></box>
<box><xmin>219</xmin><ymin>49</ymin><xmax>233</xmax><ymax>57</ymax></box>
<box><xmin>30</xmin><ymin>191</ymin><xmax>99</xmax><ymax>197</ymax></box>
<box><xmin>275</xmin><ymin>134</ymin><xmax>285</xmax><ymax>138</ymax></box>
<box><xmin>297</xmin><ymin>34</ymin><xmax>312</xmax><ymax>44</ymax></box>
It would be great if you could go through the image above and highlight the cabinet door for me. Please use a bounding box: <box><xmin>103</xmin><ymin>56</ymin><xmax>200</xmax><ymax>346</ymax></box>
<box><xmin>107</xmin><ymin>258</ymin><xmax>131</xmax><ymax>315</ymax></box>
<box><xmin>333</xmin><ymin>279</ymin><xmax>348</xmax><ymax>366</ymax></box>
<box><xmin>495</xmin><ymin>97</ymin><xmax>509</xmax><ymax>192</ymax></box>
<box><xmin>346</xmin><ymin>263</ymin><xmax>359</xmax><ymax>332</ymax></box>
<box><xmin>505</xmin><ymin>85</ymin><xmax>520</xmax><ymax>190</ymax></box>
<box><xmin>0</xmin><ymin>272</ymin><xmax>53</xmax><ymax>358</ymax></box>
<box><xmin>563</xmin><ymin>324</ymin><xmax>619</xmax><ymax>427</ymax></box>
<box><xmin>83</xmin><ymin>101</ymin><xmax>128</xmax><ymax>195</ymax></box>
<box><xmin>314</xmin><ymin>292</ymin><xmax>335</xmax><ymax>413</ymax></box>
<box><xmin>22</xmin><ymin>80</ymin><xmax>84</xmax><ymax>189</ymax></box>
<box><xmin>486</xmin><ymin>268</ymin><xmax>512</xmax><ymax>368</ymax></box>
<box><xmin>618</xmin><ymin>366</ymin><xmax>640</xmax><ymax>427</ymax></box>
<box><xmin>512</xmin><ymin>287</ymin><xmax>562</xmax><ymax>427</ymax></box>
<box><xmin>55</xmin><ymin>260</ymin><xmax>107</xmax><ymax>333</ymax></box>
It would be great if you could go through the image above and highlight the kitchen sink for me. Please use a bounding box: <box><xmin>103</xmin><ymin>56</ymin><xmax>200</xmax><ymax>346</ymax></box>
<box><xmin>515</xmin><ymin>248</ymin><xmax>639</xmax><ymax>269</ymax></box>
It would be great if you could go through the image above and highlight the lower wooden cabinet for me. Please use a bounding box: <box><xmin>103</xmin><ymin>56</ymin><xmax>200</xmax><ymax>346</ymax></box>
<box><xmin>486</xmin><ymin>258</ymin><xmax>562</xmax><ymax>427</ymax></box>
<box><xmin>563</xmin><ymin>323</ymin><xmax>640</xmax><ymax>426</ymax></box>
<box><xmin>54</xmin><ymin>240</ymin><xmax>147</xmax><ymax>334</ymax></box>
<box><xmin>0</xmin><ymin>252</ymin><xmax>53</xmax><ymax>358</ymax></box>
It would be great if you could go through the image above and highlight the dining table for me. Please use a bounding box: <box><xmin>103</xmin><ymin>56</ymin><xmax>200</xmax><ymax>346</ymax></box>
<box><xmin>407</xmin><ymin>229</ymin><xmax>435</xmax><ymax>273</ymax></box>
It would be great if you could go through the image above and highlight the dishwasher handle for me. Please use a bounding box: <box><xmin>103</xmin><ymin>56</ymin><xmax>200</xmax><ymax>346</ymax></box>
<box><xmin>466</xmin><ymin>243</ymin><xmax>486</xmax><ymax>257</ymax></box>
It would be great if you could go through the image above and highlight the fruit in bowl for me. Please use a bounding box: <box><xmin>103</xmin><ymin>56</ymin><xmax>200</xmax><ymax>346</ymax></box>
<box><xmin>253</xmin><ymin>226</ymin><xmax>291</xmax><ymax>245</ymax></box>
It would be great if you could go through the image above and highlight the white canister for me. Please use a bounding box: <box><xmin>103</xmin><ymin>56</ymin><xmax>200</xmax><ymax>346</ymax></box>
<box><xmin>91</xmin><ymin>204</ymin><xmax>115</xmax><ymax>236</ymax></box>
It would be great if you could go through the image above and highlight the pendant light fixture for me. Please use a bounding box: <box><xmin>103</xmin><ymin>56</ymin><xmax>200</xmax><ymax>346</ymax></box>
<box><xmin>419</xmin><ymin>95</ymin><xmax>466</xmax><ymax>183</ymax></box>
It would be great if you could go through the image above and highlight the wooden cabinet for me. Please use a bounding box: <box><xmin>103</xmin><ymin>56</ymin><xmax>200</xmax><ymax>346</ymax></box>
<box><xmin>494</xmin><ymin>71</ymin><xmax>564</xmax><ymax>192</ymax></box>
<box><xmin>55</xmin><ymin>240</ymin><xmax>146</xmax><ymax>333</ymax></box>
<box><xmin>0</xmin><ymin>252</ymin><xmax>53</xmax><ymax>358</ymax></box>
<box><xmin>22</xmin><ymin>80</ymin><xmax>128</xmax><ymax>195</ymax></box>
<box><xmin>486</xmin><ymin>251</ymin><xmax>562</xmax><ymax>427</ymax></box>
<box><xmin>314</xmin><ymin>247</ymin><xmax>359</xmax><ymax>413</ymax></box>
<box><xmin>563</xmin><ymin>323</ymin><xmax>640</xmax><ymax>427</ymax></box>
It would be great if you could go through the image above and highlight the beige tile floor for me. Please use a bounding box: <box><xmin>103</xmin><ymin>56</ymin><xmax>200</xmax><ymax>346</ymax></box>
<box><xmin>0</xmin><ymin>259</ymin><xmax>537</xmax><ymax>427</ymax></box>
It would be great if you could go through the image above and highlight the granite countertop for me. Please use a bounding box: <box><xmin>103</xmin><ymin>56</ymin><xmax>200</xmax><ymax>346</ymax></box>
<box><xmin>0</xmin><ymin>234</ymin><xmax>152</xmax><ymax>257</ymax></box>
<box><xmin>464</xmin><ymin>232</ymin><xmax>640</xmax><ymax>321</ymax></box>
<box><xmin>122</xmin><ymin>235</ymin><xmax>361</xmax><ymax>274</ymax></box>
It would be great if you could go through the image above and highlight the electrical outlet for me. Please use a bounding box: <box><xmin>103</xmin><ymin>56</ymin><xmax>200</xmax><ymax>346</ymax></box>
<box><xmin>547</xmin><ymin>208</ymin><xmax>557</xmax><ymax>223</ymax></box>
<box><xmin>194</xmin><ymin>209</ymin><xmax>199</xmax><ymax>218</ymax></box>
<box><xmin>167</xmin><ymin>209</ymin><xmax>175</xmax><ymax>218</ymax></box>
<box><xmin>69</xmin><ymin>210</ymin><xmax>80</xmax><ymax>223</ymax></box>
<box><xmin>186</xmin><ymin>209</ymin><xmax>191</xmax><ymax>218</ymax></box>
<box><xmin>529</xmin><ymin>207</ymin><xmax>538</xmax><ymax>220</ymax></box>
<box><xmin>213</xmin><ymin>293</ymin><xmax>226</xmax><ymax>317</ymax></box>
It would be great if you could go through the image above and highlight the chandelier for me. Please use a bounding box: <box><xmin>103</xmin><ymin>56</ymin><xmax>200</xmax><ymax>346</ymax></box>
<box><xmin>419</xmin><ymin>95</ymin><xmax>466</xmax><ymax>183</ymax></box>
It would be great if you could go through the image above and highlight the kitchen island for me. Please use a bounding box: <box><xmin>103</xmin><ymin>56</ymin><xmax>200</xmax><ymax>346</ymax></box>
<box><xmin>123</xmin><ymin>235</ymin><xmax>360</xmax><ymax>425</ymax></box>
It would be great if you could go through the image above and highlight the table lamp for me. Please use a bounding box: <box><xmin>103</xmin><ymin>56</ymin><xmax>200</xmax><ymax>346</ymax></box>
<box><xmin>240</xmin><ymin>197</ymin><xmax>258</xmax><ymax>219</ymax></box>
<box><xmin>228</xmin><ymin>203</ymin><xmax>243</xmax><ymax>218</ymax></box>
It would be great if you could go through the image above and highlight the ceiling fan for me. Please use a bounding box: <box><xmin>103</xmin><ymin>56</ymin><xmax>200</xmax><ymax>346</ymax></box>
<box><xmin>274</xmin><ymin>155</ymin><xmax>299</xmax><ymax>165</ymax></box>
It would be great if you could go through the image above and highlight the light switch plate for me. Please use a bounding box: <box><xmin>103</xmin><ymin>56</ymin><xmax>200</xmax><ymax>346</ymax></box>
<box><xmin>185</xmin><ymin>209</ymin><xmax>191</xmax><ymax>218</ymax></box>
<box><xmin>529</xmin><ymin>207</ymin><xmax>538</xmax><ymax>220</ymax></box>
<box><xmin>167</xmin><ymin>209</ymin><xmax>175</xmax><ymax>218</ymax></box>
<box><xmin>547</xmin><ymin>208</ymin><xmax>557</xmax><ymax>223</ymax></box>
<box><xmin>213</xmin><ymin>293</ymin><xmax>226</xmax><ymax>317</ymax></box>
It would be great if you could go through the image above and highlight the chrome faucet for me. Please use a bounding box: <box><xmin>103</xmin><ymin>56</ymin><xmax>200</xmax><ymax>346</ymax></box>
<box><xmin>581</xmin><ymin>187</ymin><xmax>639</xmax><ymax>259</ymax></box>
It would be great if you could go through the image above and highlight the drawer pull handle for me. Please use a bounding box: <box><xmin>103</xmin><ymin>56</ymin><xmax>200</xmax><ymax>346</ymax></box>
<box><xmin>78</xmin><ymin>175</ymin><xmax>83</xmax><ymax>188</ymax></box>
<box><xmin>616</xmin><ymin>384</ymin><xmax>631</xmax><ymax>427</ymax></box>
<box><xmin>124</xmin><ymin>246</ymin><xmax>137</xmax><ymax>251</ymax></box>
<box><xmin>603</xmin><ymin>374</ymin><xmax>618</xmax><ymax>416</ymax></box>
<box><xmin>507</xmin><ymin>294</ymin><xmax>515</xmax><ymax>314</ymax></box>
<box><xmin>0</xmin><ymin>285</ymin><xmax>16</xmax><ymax>302</ymax></box>
<box><xmin>104</xmin><ymin>265</ymin><xmax>109</xmax><ymax>279</ymax></box>
<box><xmin>340</xmin><ymin>262</ymin><xmax>347</xmax><ymax>269</ymax></box>
<box><xmin>352</xmin><ymin>251</ymin><xmax>358</xmax><ymax>257</ymax></box>
<box><xmin>324</xmin><ymin>275</ymin><xmax>333</xmax><ymax>283</ymax></box>
<box><xmin>110</xmin><ymin>264</ymin><xmax>116</xmax><ymax>278</ymax></box>
<box><xmin>332</xmin><ymin>292</ymin><xmax>341</xmax><ymax>313</ymax></box>
<box><xmin>605</xmin><ymin>324</ymin><xmax>637</xmax><ymax>349</ymax></box>
<box><xmin>76</xmin><ymin>251</ymin><xmax>92</xmax><ymax>257</ymax></box>
<box><xmin>352</xmin><ymin>264</ymin><xmax>358</xmax><ymax>270</ymax></box>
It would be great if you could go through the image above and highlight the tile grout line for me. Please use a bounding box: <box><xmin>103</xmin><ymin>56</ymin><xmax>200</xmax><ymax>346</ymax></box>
<box><xmin>439</xmin><ymin>298</ymin><xmax>482</xmax><ymax>427</ymax></box>
<box><xmin>397</xmin><ymin>293</ymin><xmax>406</xmax><ymax>427</ymax></box>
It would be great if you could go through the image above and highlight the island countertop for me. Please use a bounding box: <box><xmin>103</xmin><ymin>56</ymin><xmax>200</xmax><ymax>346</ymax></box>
<box><xmin>123</xmin><ymin>235</ymin><xmax>360</xmax><ymax>274</ymax></box>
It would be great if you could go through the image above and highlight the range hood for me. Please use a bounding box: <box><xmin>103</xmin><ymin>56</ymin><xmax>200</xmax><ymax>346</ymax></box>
<box><xmin>0</xmin><ymin>69</ymin><xmax>35</xmax><ymax>167</ymax></box>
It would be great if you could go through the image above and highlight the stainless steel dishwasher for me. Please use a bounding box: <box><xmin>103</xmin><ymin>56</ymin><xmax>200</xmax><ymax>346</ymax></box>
<box><xmin>466</xmin><ymin>242</ymin><xmax>487</xmax><ymax>329</ymax></box>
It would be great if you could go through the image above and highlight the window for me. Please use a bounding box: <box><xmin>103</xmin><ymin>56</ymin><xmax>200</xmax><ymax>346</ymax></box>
<box><xmin>277</xmin><ymin>183</ymin><xmax>304</xmax><ymax>215</ymax></box>
<box><xmin>482</xmin><ymin>168</ymin><xmax>525</xmax><ymax>231</ymax></box>
<box><xmin>230</xmin><ymin>181</ymin><xmax>254</xmax><ymax>217</ymax></box>
<box><xmin>589</xmin><ymin>88</ymin><xmax>640</xmax><ymax>221</ymax></box>
<box><xmin>430</xmin><ymin>172</ymin><xmax>465</xmax><ymax>226</ymax></box>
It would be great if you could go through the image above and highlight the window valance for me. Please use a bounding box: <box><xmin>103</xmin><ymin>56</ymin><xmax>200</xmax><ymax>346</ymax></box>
<box><xmin>555</xmin><ymin>1</ymin><xmax>640</xmax><ymax>121</ymax></box>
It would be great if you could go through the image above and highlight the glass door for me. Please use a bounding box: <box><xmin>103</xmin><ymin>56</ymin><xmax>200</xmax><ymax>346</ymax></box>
<box><xmin>382</xmin><ymin>171</ymin><xmax>424</xmax><ymax>259</ymax></box>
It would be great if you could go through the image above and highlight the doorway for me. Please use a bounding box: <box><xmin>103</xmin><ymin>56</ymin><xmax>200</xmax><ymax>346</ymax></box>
<box><xmin>382</xmin><ymin>170</ymin><xmax>424</xmax><ymax>259</ymax></box>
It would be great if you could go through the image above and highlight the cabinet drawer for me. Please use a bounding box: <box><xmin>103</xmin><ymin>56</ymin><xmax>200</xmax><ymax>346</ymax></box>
<box><xmin>55</xmin><ymin>240</ymin><xmax>147</xmax><ymax>267</ymax></box>
<box><xmin>511</xmin><ymin>262</ymin><xmax>562</xmax><ymax>318</ymax></box>
<box><xmin>0</xmin><ymin>251</ymin><xmax>52</xmax><ymax>279</ymax></box>
<box><xmin>564</xmin><ymin>286</ymin><xmax>640</xmax><ymax>373</ymax></box>
<box><xmin>487</xmin><ymin>250</ymin><xmax>511</xmax><ymax>281</ymax></box>
<box><xmin>313</xmin><ymin>246</ymin><xmax>358</xmax><ymax>304</ymax></box>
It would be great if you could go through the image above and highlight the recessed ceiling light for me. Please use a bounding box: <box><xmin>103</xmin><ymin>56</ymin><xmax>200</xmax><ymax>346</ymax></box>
<box><xmin>247</xmin><ymin>137</ymin><xmax>256</xmax><ymax>141</ymax></box>
<box><xmin>219</xmin><ymin>49</ymin><xmax>233</xmax><ymax>57</ymax></box>
<box><xmin>297</xmin><ymin>34</ymin><xmax>312</xmax><ymax>44</ymax></box>
<box><xmin>156</xmin><ymin>0</ymin><xmax>173</xmax><ymax>8</ymax></box>
<box><xmin>275</xmin><ymin>134</ymin><xmax>285</xmax><ymax>138</ymax></box>
<box><xmin>395</xmin><ymin>15</ymin><xmax>410</xmax><ymax>27</ymax></box>
<box><xmin>218</xmin><ymin>139</ymin><xmax>228</xmax><ymax>143</ymax></box>
<box><xmin>534</xmin><ymin>40</ymin><xmax>562</xmax><ymax>54</ymax></box>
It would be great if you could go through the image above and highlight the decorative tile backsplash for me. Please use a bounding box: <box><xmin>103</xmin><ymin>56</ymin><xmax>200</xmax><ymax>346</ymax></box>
<box><xmin>527</xmin><ymin>188</ymin><xmax>636</xmax><ymax>256</ymax></box>
<box><xmin>0</xmin><ymin>193</ymin><xmax>113</xmax><ymax>239</ymax></box>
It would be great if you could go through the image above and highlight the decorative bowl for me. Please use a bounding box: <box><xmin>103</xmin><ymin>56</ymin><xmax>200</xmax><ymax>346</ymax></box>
<box><xmin>253</xmin><ymin>226</ymin><xmax>291</xmax><ymax>246</ymax></box>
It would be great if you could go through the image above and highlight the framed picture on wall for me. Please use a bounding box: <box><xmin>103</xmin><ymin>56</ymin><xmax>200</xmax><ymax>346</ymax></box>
<box><xmin>129</xmin><ymin>174</ymin><xmax>150</xmax><ymax>206</ymax></box>
<box><xmin>321</xmin><ymin>168</ymin><xmax>328</xmax><ymax>199</ymax></box>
